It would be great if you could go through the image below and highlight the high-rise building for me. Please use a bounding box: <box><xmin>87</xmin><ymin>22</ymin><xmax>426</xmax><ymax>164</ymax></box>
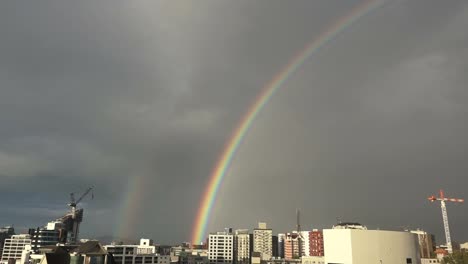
<box><xmin>0</xmin><ymin>234</ymin><xmax>31</xmax><ymax>264</ymax></box>
<box><xmin>277</xmin><ymin>234</ymin><xmax>285</xmax><ymax>259</ymax></box>
<box><xmin>208</xmin><ymin>229</ymin><xmax>234</xmax><ymax>264</ymax></box>
<box><xmin>234</xmin><ymin>229</ymin><xmax>249</xmax><ymax>264</ymax></box>
<box><xmin>300</xmin><ymin>231</ymin><xmax>310</xmax><ymax>257</ymax></box>
<box><xmin>253</xmin><ymin>223</ymin><xmax>272</xmax><ymax>261</ymax></box>
<box><xmin>309</xmin><ymin>230</ymin><xmax>324</xmax><ymax>257</ymax></box>
<box><xmin>410</xmin><ymin>229</ymin><xmax>435</xmax><ymax>258</ymax></box>
<box><xmin>272</xmin><ymin>235</ymin><xmax>278</xmax><ymax>258</ymax></box>
<box><xmin>284</xmin><ymin>233</ymin><xmax>302</xmax><ymax>259</ymax></box>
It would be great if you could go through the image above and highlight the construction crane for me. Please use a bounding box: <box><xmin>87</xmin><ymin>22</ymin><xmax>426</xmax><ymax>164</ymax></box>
<box><xmin>427</xmin><ymin>189</ymin><xmax>463</xmax><ymax>254</ymax></box>
<box><xmin>67</xmin><ymin>187</ymin><xmax>93</xmax><ymax>243</ymax></box>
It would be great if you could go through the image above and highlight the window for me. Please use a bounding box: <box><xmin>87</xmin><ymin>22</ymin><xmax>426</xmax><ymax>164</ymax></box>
<box><xmin>406</xmin><ymin>258</ymin><xmax>412</xmax><ymax>264</ymax></box>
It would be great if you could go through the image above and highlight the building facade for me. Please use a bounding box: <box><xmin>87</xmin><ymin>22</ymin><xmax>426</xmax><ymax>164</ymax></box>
<box><xmin>253</xmin><ymin>223</ymin><xmax>272</xmax><ymax>260</ymax></box>
<box><xmin>272</xmin><ymin>235</ymin><xmax>278</xmax><ymax>258</ymax></box>
<box><xmin>208</xmin><ymin>230</ymin><xmax>234</xmax><ymax>264</ymax></box>
<box><xmin>323</xmin><ymin>229</ymin><xmax>421</xmax><ymax>264</ymax></box>
<box><xmin>308</xmin><ymin>230</ymin><xmax>324</xmax><ymax>257</ymax></box>
<box><xmin>0</xmin><ymin>234</ymin><xmax>31</xmax><ymax>264</ymax></box>
<box><xmin>0</xmin><ymin>227</ymin><xmax>14</xmax><ymax>257</ymax></box>
<box><xmin>410</xmin><ymin>230</ymin><xmax>435</xmax><ymax>258</ymax></box>
<box><xmin>283</xmin><ymin>233</ymin><xmax>302</xmax><ymax>260</ymax></box>
<box><xmin>29</xmin><ymin>222</ymin><xmax>65</xmax><ymax>252</ymax></box>
<box><xmin>234</xmin><ymin>229</ymin><xmax>249</xmax><ymax>264</ymax></box>
<box><xmin>299</xmin><ymin>232</ymin><xmax>310</xmax><ymax>257</ymax></box>
<box><xmin>301</xmin><ymin>256</ymin><xmax>324</xmax><ymax>264</ymax></box>
<box><xmin>277</xmin><ymin>234</ymin><xmax>285</xmax><ymax>259</ymax></box>
<box><xmin>104</xmin><ymin>239</ymin><xmax>170</xmax><ymax>264</ymax></box>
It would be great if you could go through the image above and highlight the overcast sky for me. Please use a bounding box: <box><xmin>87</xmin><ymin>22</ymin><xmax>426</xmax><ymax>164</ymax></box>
<box><xmin>1</xmin><ymin>0</ymin><xmax>468</xmax><ymax>244</ymax></box>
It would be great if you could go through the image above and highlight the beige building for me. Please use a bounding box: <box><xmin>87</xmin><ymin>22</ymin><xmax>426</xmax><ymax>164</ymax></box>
<box><xmin>253</xmin><ymin>223</ymin><xmax>272</xmax><ymax>260</ymax></box>
<box><xmin>234</xmin><ymin>229</ymin><xmax>249</xmax><ymax>264</ymax></box>
<box><xmin>323</xmin><ymin>229</ymin><xmax>421</xmax><ymax>264</ymax></box>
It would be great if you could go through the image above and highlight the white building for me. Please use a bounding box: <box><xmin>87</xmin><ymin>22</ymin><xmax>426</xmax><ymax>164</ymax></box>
<box><xmin>208</xmin><ymin>230</ymin><xmax>234</xmax><ymax>264</ymax></box>
<box><xmin>299</xmin><ymin>231</ymin><xmax>310</xmax><ymax>257</ymax></box>
<box><xmin>234</xmin><ymin>229</ymin><xmax>250</xmax><ymax>264</ymax></box>
<box><xmin>253</xmin><ymin>223</ymin><xmax>272</xmax><ymax>260</ymax></box>
<box><xmin>0</xmin><ymin>234</ymin><xmax>31</xmax><ymax>264</ymax></box>
<box><xmin>323</xmin><ymin>229</ymin><xmax>421</xmax><ymax>264</ymax></box>
<box><xmin>104</xmin><ymin>238</ymin><xmax>170</xmax><ymax>264</ymax></box>
<box><xmin>421</xmin><ymin>259</ymin><xmax>440</xmax><ymax>264</ymax></box>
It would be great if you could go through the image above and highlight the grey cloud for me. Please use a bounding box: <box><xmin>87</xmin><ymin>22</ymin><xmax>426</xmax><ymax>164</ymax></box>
<box><xmin>0</xmin><ymin>0</ymin><xmax>467</xmax><ymax>244</ymax></box>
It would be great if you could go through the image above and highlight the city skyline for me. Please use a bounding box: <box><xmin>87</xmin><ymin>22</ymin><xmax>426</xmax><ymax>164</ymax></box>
<box><xmin>1</xmin><ymin>0</ymin><xmax>468</xmax><ymax>244</ymax></box>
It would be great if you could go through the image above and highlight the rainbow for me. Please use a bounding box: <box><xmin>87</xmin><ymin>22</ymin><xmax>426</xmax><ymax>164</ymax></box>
<box><xmin>191</xmin><ymin>0</ymin><xmax>386</xmax><ymax>244</ymax></box>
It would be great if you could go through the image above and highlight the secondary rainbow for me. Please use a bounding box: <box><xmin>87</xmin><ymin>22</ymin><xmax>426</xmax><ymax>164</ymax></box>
<box><xmin>191</xmin><ymin>0</ymin><xmax>386</xmax><ymax>244</ymax></box>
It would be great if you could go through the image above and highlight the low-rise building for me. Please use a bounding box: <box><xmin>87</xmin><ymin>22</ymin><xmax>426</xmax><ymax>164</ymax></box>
<box><xmin>421</xmin><ymin>259</ymin><xmax>440</xmax><ymax>264</ymax></box>
<box><xmin>178</xmin><ymin>250</ymin><xmax>208</xmax><ymax>264</ymax></box>
<box><xmin>301</xmin><ymin>256</ymin><xmax>324</xmax><ymax>264</ymax></box>
<box><xmin>460</xmin><ymin>242</ymin><xmax>468</xmax><ymax>250</ymax></box>
<box><xmin>323</xmin><ymin>229</ymin><xmax>421</xmax><ymax>264</ymax></box>
<box><xmin>104</xmin><ymin>239</ymin><xmax>170</xmax><ymax>264</ymax></box>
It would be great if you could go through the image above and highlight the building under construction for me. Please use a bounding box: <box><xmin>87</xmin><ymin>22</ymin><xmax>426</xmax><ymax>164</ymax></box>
<box><xmin>29</xmin><ymin>187</ymin><xmax>93</xmax><ymax>250</ymax></box>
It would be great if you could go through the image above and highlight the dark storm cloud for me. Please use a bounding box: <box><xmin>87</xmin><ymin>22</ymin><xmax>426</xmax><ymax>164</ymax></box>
<box><xmin>1</xmin><ymin>0</ymin><xmax>468</xmax><ymax>244</ymax></box>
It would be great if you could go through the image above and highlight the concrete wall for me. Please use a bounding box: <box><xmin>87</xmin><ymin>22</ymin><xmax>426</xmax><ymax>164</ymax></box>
<box><xmin>324</xmin><ymin>229</ymin><xmax>421</xmax><ymax>264</ymax></box>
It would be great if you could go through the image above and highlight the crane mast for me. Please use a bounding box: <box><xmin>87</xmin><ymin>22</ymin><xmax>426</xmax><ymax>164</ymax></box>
<box><xmin>428</xmin><ymin>189</ymin><xmax>463</xmax><ymax>254</ymax></box>
<box><xmin>296</xmin><ymin>209</ymin><xmax>302</xmax><ymax>259</ymax></box>
<box><xmin>440</xmin><ymin>200</ymin><xmax>451</xmax><ymax>252</ymax></box>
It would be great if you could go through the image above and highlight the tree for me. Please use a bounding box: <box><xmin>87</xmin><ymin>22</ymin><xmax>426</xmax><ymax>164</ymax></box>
<box><xmin>442</xmin><ymin>250</ymin><xmax>468</xmax><ymax>264</ymax></box>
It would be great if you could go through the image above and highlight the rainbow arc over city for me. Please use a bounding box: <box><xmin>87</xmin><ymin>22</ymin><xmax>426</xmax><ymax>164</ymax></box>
<box><xmin>190</xmin><ymin>0</ymin><xmax>386</xmax><ymax>244</ymax></box>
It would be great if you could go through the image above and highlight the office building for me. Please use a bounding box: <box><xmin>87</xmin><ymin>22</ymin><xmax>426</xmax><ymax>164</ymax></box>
<box><xmin>234</xmin><ymin>229</ymin><xmax>249</xmax><ymax>264</ymax></box>
<box><xmin>323</xmin><ymin>229</ymin><xmax>421</xmax><ymax>264</ymax></box>
<box><xmin>0</xmin><ymin>234</ymin><xmax>32</xmax><ymax>264</ymax></box>
<box><xmin>208</xmin><ymin>229</ymin><xmax>234</xmax><ymax>264</ymax></box>
<box><xmin>253</xmin><ymin>223</ymin><xmax>272</xmax><ymax>260</ymax></box>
